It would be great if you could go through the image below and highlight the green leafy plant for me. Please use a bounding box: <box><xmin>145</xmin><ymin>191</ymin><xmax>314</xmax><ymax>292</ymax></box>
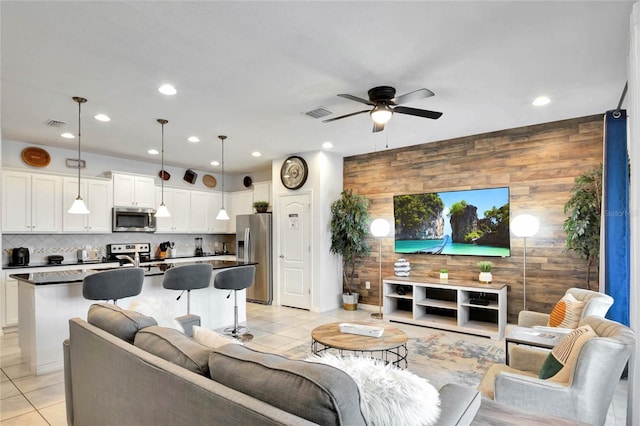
<box><xmin>478</xmin><ymin>261</ymin><xmax>493</xmax><ymax>272</ymax></box>
<box><xmin>440</xmin><ymin>269</ymin><xmax>448</xmax><ymax>274</ymax></box>
<box><xmin>253</xmin><ymin>201</ymin><xmax>269</xmax><ymax>212</ymax></box>
<box><xmin>563</xmin><ymin>166</ymin><xmax>602</xmax><ymax>290</ymax></box>
<box><xmin>330</xmin><ymin>190</ymin><xmax>371</xmax><ymax>295</ymax></box>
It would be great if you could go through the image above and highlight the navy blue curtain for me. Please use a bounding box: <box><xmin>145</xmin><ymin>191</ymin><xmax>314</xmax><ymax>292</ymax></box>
<box><xmin>603</xmin><ymin>110</ymin><xmax>630</xmax><ymax>326</ymax></box>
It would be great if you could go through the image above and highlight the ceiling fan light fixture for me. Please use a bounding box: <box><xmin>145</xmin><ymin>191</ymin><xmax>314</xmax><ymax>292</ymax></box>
<box><xmin>370</xmin><ymin>104</ymin><xmax>393</xmax><ymax>124</ymax></box>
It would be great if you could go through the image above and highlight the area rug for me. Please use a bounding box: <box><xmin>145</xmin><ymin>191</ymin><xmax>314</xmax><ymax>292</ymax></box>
<box><xmin>280</xmin><ymin>329</ymin><xmax>505</xmax><ymax>390</ymax></box>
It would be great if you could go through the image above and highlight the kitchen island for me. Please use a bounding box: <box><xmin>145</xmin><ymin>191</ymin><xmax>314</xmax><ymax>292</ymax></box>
<box><xmin>12</xmin><ymin>259</ymin><xmax>255</xmax><ymax>375</ymax></box>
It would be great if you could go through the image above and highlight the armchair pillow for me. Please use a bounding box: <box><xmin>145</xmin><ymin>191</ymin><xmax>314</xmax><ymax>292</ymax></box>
<box><xmin>547</xmin><ymin>293</ymin><xmax>585</xmax><ymax>328</ymax></box>
<box><xmin>538</xmin><ymin>324</ymin><xmax>596</xmax><ymax>383</ymax></box>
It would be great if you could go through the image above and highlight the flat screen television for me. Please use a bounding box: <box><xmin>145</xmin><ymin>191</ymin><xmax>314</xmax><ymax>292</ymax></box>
<box><xmin>393</xmin><ymin>187</ymin><xmax>510</xmax><ymax>257</ymax></box>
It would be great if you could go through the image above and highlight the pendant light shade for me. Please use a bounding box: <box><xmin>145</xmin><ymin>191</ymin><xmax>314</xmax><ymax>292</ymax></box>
<box><xmin>216</xmin><ymin>135</ymin><xmax>230</xmax><ymax>221</ymax></box>
<box><xmin>67</xmin><ymin>96</ymin><xmax>90</xmax><ymax>215</ymax></box>
<box><xmin>155</xmin><ymin>119</ymin><xmax>171</xmax><ymax>218</ymax></box>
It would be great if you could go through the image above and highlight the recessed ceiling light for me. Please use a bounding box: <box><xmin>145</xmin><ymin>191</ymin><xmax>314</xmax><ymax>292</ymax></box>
<box><xmin>158</xmin><ymin>84</ymin><xmax>177</xmax><ymax>95</ymax></box>
<box><xmin>148</xmin><ymin>149</ymin><xmax>159</xmax><ymax>155</ymax></box>
<box><xmin>251</xmin><ymin>151</ymin><xmax>262</xmax><ymax>157</ymax></box>
<box><xmin>210</xmin><ymin>160</ymin><xmax>220</xmax><ymax>166</ymax></box>
<box><xmin>322</xmin><ymin>141</ymin><xmax>333</xmax><ymax>149</ymax></box>
<box><xmin>187</xmin><ymin>136</ymin><xmax>200</xmax><ymax>143</ymax></box>
<box><xmin>94</xmin><ymin>114</ymin><xmax>111</xmax><ymax>122</ymax></box>
<box><xmin>61</xmin><ymin>132</ymin><xmax>75</xmax><ymax>139</ymax></box>
<box><xmin>532</xmin><ymin>96</ymin><xmax>551</xmax><ymax>106</ymax></box>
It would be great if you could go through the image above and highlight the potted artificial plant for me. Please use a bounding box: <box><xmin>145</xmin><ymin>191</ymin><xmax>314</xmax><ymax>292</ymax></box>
<box><xmin>563</xmin><ymin>166</ymin><xmax>602</xmax><ymax>291</ymax></box>
<box><xmin>478</xmin><ymin>261</ymin><xmax>493</xmax><ymax>283</ymax></box>
<box><xmin>440</xmin><ymin>269</ymin><xmax>449</xmax><ymax>280</ymax></box>
<box><xmin>330</xmin><ymin>189</ymin><xmax>371</xmax><ymax>310</ymax></box>
<box><xmin>253</xmin><ymin>201</ymin><xmax>269</xmax><ymax>213</ymax></box>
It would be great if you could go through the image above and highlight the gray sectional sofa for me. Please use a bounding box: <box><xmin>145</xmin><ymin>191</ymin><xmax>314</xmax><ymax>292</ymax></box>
<box><xmin>63</xmin><ymin>304</ymin><xmax>480</xmax><ymax>425</ymax></box>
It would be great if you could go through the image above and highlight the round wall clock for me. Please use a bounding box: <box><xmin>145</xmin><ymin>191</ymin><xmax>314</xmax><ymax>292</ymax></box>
<box><xmin>280</xmin><ymin>156</ymin><xmax>308</xmax><ymax>190</ymax></box>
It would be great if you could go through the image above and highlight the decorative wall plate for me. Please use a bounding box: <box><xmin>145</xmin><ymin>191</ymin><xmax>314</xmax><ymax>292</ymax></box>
<box><xmin>183</xmin><ymin>169</ymin><xmax>197</xmax><ymax>184</ymax></box>
<box><xmin>22</xmin><ymin>147</ymin><xmax>51</xmax><ymax>167</ymax></box>
<box><xmin>243</xmin><ymin>176</ymin><xmax>253</xmax><ymax>188</ymax></box>
<box><xmin>159</xmin><ymin>170</ymin><xmax>170</xmax><ymax>181</ymax></box>
<box><xmin>203</xmin><ymin>174</ymin><xmax>217</xmax><ymax>188</ymax></box>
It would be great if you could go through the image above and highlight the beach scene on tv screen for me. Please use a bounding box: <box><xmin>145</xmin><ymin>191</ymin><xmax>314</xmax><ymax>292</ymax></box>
<box><xmin>394</xmin><ymin>187</ymin><xmax>510</xmax><ymax>257</ymax></box>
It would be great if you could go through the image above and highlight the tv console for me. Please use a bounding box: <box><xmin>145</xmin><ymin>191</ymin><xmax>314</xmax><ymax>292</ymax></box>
<box><xmin>383</xmin><ymin>277</ymin><xmax>507</xmax><ymax>340</ymax></box>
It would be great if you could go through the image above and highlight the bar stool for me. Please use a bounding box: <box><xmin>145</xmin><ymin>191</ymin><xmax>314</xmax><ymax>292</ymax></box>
<box><xmin>83</xmin><ymin>267</ymin><xmax>144</xmax><ymax>305</ymax></box>
<box><xmin>162</xmin><ymin>263</ymin><xmax>213</xmax><ymax>336</ymax></box>
<box><xmin>213</xmin><ymin>265</ymin><xmax>255</xmax><ymax>340</ymax></box>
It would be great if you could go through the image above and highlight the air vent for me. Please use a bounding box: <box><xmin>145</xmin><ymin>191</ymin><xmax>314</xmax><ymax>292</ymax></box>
<box><xmin>305</xmin><ymin>107</ymin><xmax>332</xmax><ymax>119</ymax></box>
<box><xmin>45</xmin><ymin>119</ymin><xmax>66</xmax><ymax>127</ymax></box>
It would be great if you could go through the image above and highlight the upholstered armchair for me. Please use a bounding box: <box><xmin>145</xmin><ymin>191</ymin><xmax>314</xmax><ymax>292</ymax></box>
<box><xmin>479</xmin><ymin>316</ymin><xmax>635</xmax><ymax>425</ymax></box>
<box><xmin>518</xmin><ymin>287</ymin><xmax>613</xmax><ymax>328</ymax></box>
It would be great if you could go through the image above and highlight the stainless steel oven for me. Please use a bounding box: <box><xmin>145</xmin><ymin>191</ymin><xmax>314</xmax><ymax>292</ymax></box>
<box><xmin>112</xmin><ymin>207</ymin><xmax>156</xmax><ymax>232</ymax></box>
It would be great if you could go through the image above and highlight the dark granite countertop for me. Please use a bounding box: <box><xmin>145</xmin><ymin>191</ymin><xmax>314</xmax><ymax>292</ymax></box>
<box><xmin>10</xmin><ymin>260</ymin><xmax>255</xmax><ymax>285</ymax></box>
<box><xmin>2</xmin><ymin>254</ymin><xmax>236</xmax><ymax>270</ymax></box>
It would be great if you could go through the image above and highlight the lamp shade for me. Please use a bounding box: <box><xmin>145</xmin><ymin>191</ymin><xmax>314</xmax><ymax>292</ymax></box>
<box><xmin>155</xmin><ymin>203</ymin><xmax>171</xmax><ymax>218</ymax></box>
<box><xmin>370</xmin><ymin>105</ymin><xmax>393</xmax><ymax>124</ymax></box>
<box><xmin>511</xmin><ymin>214</ymin><xmax>540</xmax><ymax>238</ymax></box>
<box><xmin>216</xmin><ymin>208</ymin><xmax>230</xmax><ymax>221</ymax></box>
<box><xmin>371</xmin><ymin>218</ymin><xmax>391</xmax><ymax>238</ymax></box>
<box><xmin>67</xmin><ymin>197</ymin><xmax>90</xmax><ymax>214</ymax></box>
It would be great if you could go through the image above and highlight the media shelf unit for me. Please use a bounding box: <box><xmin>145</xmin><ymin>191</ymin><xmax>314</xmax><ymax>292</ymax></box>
<box><xmin>383</xmin><ymin>277</ymin><xmax>507</xmax><ymax>340</ymax></box>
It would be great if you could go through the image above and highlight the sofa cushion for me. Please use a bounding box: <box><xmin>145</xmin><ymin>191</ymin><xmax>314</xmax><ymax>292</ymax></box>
<box><xmin>539</xmin><ymin>324</ymin><xmax>596</xmax><ymax>383</ymax></box>
<box><xmin>548</xmin><ymin>293</ymin><xmax>585</xmax><ymax>328</ymax></box>
<box><xmin>87</xmin><ymin>303</ymin><xmax>157</xmax><ymax>343</ymax></box>
<box><xmin>134</xmin><ymin>326</ymin><xmax>211</xmax><ymax>376</ymax></box>
<box><xmin>192</xmin><ymin>326</ymin><xmax>242</xmax><ymax>349</ymax></box>
<box><xmin>306</xmin><ymin>353</ymin><xmax>441</xmax><ymax>426</ymax></box>
<box><xmin>209</xmin><ymin>344</ymin><xmax>366</xmax><ymax>426</ymax></box>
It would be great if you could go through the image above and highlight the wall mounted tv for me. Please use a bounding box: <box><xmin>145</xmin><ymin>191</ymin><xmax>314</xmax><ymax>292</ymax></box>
<box><xmin>393</xmin><ymin>187</ymin><xmax>510</xmax><ymax>257</ymax></box>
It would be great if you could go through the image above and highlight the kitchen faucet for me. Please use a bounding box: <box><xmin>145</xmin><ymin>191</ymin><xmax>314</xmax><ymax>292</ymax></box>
<box><xmin>117</xmin><ymin>252</ymin><xmax>140</xmax><ymax>267</ymax></box>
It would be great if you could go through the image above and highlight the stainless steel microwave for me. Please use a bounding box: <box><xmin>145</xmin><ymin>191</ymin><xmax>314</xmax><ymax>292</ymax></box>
<box><xmin>112</xmin><ymin>207</ymin><xmax>156</xmax><ymax>232</ymax></box>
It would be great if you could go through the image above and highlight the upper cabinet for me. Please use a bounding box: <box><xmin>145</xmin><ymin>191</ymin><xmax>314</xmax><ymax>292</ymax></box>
<box><xmin>62</xmin><ymin>177</ymin><xmax>112</xmax><ymax>233</ymax></box>
<box><xmin>155</xmin><ymin>187</ymin><xmax>190</xmax><ymax>233</ymax></box>
<box><xmin>2</xmin><ymin>171</ymin><xmax>62</xmax><ymax>233</ymax></box>
<box><xmin>228</xmin><ymin>190</ymin><xmax>253</xmax><ymax>233</ymax></box>
<box><xmin>252</xmin><ymin>181</ymin><xmax>272</xmax><ymax>207</ymax></box>
<box><xmin>112</xmin><ymin>173</ymin><xmax>156</xmax><ymax>208</ymax></box>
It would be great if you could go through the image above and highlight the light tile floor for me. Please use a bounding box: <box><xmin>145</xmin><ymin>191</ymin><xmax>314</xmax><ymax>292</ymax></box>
<box><xmin>0</xmin><ymin>303</ymin><xmax>629</xmax><ymax>425</ymax></box>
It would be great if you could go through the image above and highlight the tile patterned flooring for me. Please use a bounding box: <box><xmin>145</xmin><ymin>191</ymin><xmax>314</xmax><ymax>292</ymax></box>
<box><xmin>0</xmin><ymin>303</ymin><xmax>629</xmax><ymax>425</ymax></box>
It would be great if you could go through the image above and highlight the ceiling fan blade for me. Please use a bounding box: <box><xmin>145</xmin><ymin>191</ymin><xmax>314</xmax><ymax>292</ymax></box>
<box><xmin>394</xmin><ymin>106</ymin><xmax>443</xmax><ymax>120</ymax></box>
<box><xmin>322</xmin><ymin>109</ymin><xmax>370</xmax><ymax>123</ymax></box>
<box><xmin>372</xmin><ymin>121</ymin><xmax>385</xmax><ymax>133</ymax></box>
<box><xmin>392</xmin><ymin>88</ymin><xmax>435</xmax><ymax>105</ymax></box>
<box><xmin>338</xmin><ymin>94</ymin><xmax>376</xmax><ymax>106</ymax></box>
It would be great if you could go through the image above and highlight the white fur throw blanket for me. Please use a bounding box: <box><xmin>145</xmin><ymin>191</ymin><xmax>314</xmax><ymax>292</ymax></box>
<box><xmin>306</xmin><ymin>353</ymin><xmax>440</xmax><ymax>426</ymax></box>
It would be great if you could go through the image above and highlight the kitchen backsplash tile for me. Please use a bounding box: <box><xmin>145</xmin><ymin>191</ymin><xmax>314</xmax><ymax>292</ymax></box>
<box><xmin>2</xmin><ymin>233</ymin><xmax>235</xmax><ymax>266</ymax></box>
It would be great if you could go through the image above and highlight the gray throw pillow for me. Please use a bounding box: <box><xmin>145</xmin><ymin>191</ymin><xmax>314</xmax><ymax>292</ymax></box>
<box><xmin>134</xmin><ymin>326</ymin><xmax>211</xmax><ymax>376</ymax></box>
<box><xmin>87</xmin><ymin>303</ymin><xmax>157</xmax><ymax>343</ymax></box>
<box><xmin>209</xmin><ymin>344</ymin><xmax>366</xmax><ymax>425</ymax></box>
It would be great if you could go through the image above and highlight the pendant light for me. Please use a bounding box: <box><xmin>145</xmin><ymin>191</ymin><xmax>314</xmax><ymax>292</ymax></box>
<box><xmin>67</xmin><ymin>96</ymin><xmax>90</xmax><ymax>214</ymax></box>
<box><xmin>155</xmin><ymin>119</ymin><xmax>171</xmax><ymax>218</ymax></box>
<box><xmin>216</xmin><ymin>135</ymin><xmax>230</xmax><ymax>220</ymax></box>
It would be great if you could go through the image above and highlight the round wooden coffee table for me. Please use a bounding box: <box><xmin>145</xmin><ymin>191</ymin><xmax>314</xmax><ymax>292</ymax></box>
<box><xmin>311</xmin><ymin>322</ymin><xmax>409</xmax><ymax>368</ymax></box>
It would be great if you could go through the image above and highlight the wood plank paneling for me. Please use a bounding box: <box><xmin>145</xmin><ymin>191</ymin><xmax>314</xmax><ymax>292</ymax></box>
<box><xmin>343</xmin><ymin>115</ymin><xmax>603</xmax><ymax>323</ymax></box>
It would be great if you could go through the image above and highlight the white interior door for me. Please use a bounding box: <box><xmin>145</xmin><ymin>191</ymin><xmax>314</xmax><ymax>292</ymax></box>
<box><xmin>278</xmin><ymin>193</ymin><xmax>311</xmax><ymax>309</ymax></box>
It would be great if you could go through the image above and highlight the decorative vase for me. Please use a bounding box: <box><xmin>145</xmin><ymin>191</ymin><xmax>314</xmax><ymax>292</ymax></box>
<box><xmin>440</xmin><ymin>272</ymin><xmax>448</xmax><ymax>280</ymax></box>
<box><xmin>394</xmin><ymin>258</ymin><xmax>411</xmax><ymax>277</ymax></box>
<box><xmin>479</xmin><ymin>272</ymin><xmax>492</xmax><ymax>283</ymax></box>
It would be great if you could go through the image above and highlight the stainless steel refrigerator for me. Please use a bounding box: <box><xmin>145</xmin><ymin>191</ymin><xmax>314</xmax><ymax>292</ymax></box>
<box><xmin>236</xmin><ymin>213</ymin><xmax>273</xmax><ymax>304</ymax></box>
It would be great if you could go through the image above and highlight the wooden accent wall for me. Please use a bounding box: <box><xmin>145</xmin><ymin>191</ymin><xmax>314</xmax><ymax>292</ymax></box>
<box><xmin>344</xmin><ymin>115</ymin><xmax>603</xmax><ymax>323</ymax></box>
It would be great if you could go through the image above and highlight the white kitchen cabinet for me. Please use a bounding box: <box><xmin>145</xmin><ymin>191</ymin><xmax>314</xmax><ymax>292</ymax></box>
<box><xmin>2</xmin><ymin>171</ymin><xmax>62</xmax><ymax>233</ymax></box>
<box><xmin>252</xmin><ymin>181</ymin><xmax>272</xmax><ymax>207</ymax></box>
<box><xmin>63</xmin><ymin>177</ymin><xmax>112</xmax><ymax>233</ymax></box>
<box><xmin>112</xmin><ymin>173</ymin><xmax>156</xmax><ymax>208</ymax></box>
<box><xmin>155</xmin><ymin>187</ymin><xmax>190</xmax><ymax>233</ymax></box>
<box><xmin>190</xmin><ymin>191</ymin><xmax>212</xmax><ymax>233</ymax></box>
<box><xmin>1</xmin><ymin>272</ymin><xmax>18</xmax><ymax>328</ymax></box>
<box><xmin>228</xmin><ymin>190</ymin><xmax>253</xmax><ymax>233</ymax></box>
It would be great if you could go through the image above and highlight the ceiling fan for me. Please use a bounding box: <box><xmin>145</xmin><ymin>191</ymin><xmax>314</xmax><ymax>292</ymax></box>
<box><xmin>323</xmin><ymin>86</ymin><xmax>442</xmax><ymax>132</ymax></box>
